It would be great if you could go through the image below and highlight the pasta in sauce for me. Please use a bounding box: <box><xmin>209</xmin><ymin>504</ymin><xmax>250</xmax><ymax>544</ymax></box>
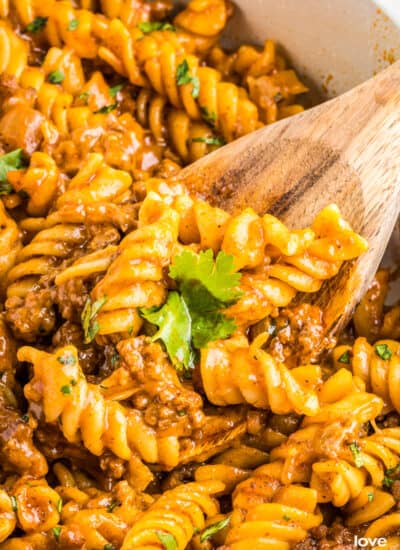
<box><xmin>0</xmin><ymin>1</ymin><xmax>398</xmax><ymax>549</ymax></box>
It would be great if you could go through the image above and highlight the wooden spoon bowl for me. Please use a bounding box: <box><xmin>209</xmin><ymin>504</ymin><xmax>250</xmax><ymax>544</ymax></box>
<box><xmin>179</xmin><ymin>61</ymin><xmax>400</xmax><ymax>338</ymax></box>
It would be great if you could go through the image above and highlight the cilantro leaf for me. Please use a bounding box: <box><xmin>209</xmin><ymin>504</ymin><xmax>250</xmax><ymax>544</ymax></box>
<box><xmin>191</xmin><ymin>310</ymin><xmax>237</xmax><ymax>349</ymax></box>
<box><xmin>138</xmin><ymin>21</ymin><xmax>176</xmax><ymax>33</ymax></box>
<box><xmin>0</xmin><ymin>149</ymin><xmax>27</xmax><ymax>191</ymax></box>
<box><xmin>375</xmin><ymin>343</ymin><xmax>392</xmax><ymax>360</ymax></box>
<box><xmin>140</xmin><ymin>292</ymin><xmax>194</xmax><ymax>373</ymax></box>
<box><xmin>176</xmin><ymin>60</ymin><xmax>200</xmax><ymax>98</ymax></box>
<box><xmin>109</xmin><ymin>84</ymin><xmax>124</xmax><ymax>97</ymax></box>
<box><xmin>349</xmin><ymin>441</ymin><xmax>364</xmax><ymax>468</ymax></box>
<box><xmin>367</xmin><ymin>492</ymin><xmax>374</xmax><ymax>502</ymax></box>
<box><xmin>200</xmin><ymin>516</ymin><xmax>231</xmax><ymax>542</ymax></box>
<box><xmin>26</xmin><ymin>16</ymin><xmax>48</xmax><ymax>33</ymax></box>
<box><xmin>81</xmin><ymin>296</ymin><xmax>107</xmax><ymax>343</ymax></box>
<box><xmin>48</xmin><ymin>70</ymin><xmax>65</xmax><ymax>84</ymax></box>
<box><xmin>155</xmin><ymin>531</ymin><xmax>178</xmax><ymax>550</ymax></box>
<box><xmin>192</xmin><ymin>136</ymin><xmax>225</xmax><ymax>146</ymax></box>
<box><xmin>169</xmin><ymin>249</ymin><xmax>242</xmax><ymax>305</ymax></box>
<box><xmin>77</xmin><ymin>92</ymin><xmax>89</xmax><ymax>103</ymax></box>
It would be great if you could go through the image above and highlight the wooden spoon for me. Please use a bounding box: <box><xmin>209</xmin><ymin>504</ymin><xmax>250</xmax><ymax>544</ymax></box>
<box><xmin>179</xmin><ymin>60</ymin><xmax>400</xmax><ymax>340</ymax></box>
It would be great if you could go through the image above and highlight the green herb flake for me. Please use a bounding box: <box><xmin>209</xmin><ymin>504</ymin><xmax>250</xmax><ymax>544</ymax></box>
<box><xmin>127</xmin><ymin>326</ymin><xmax>134</xmax><ymax>336</ymax></box>
<box><xmin>10</xmin><ymin>496</ymin><xmax>18</xmax><ymax>512</ymax></box>
<box><xmin>77</xmin><ymin>92</ymin><xmax>89</xmax><ymax>103</ymax></box>
<box><xmin>200</xmin><ymin>106</ymin><xmax>216</xmax><ymax>127</ymax></box>
<box><xmin>21</xmin><ymin>414</ymin><xmax>29</xmax><ymax>423</ymax></box>
<box><xmin>111</xmin><ymin>353</ymin><xmax>119</xmax><ymax>367</ymax></box>
<box><xmin>70</xmin><ymin>379</ymin><xmax>77</xmax><ymax>386</ymax></box>
<box><xmin>0</xmin><ymin>149</ymin><xmax>27</xmax><ymax>190</ymax></box>
<box><xmin>48</xmin><ymin>70</ymin><xmax>65</xmax><ymax>84</ymax></box>
<box><xmin>103</xmin><ymin>544</ymin><xmax>115</xmax><ymax>550</ymax></box>
<box><xmin>176</xmin><ymin>60</ymin><xmax>200</xmax><ymax>98</ymax></box>
<box><xmin>26</xmin><ymin>16</ymin><xmax>48</xmax><ymax>33</ymax></box>
<box><xmin>375</xmin><ymin>343</ymin><xmax>392</xmax><ymax>361</ymax></box>
<box><xmin>367</xmin><ymin>492</ymin><xmax>374</xmax><ymax>502</ymax></box>
<box><xmin>52</xmin><ymin>527</ymin><xmax>61</xmax><ymax>541</ymax></box>
<box><xmin>200</xmin><ymin>516</ymin><xmax>231</xmax><ymax>543</ymax></box>
<box><xmin>192</xmin><ymin>136</ymin><xmax>225</xmax><ymax>146</ymax></box>
<box><xmin>138</xmin><ymin>21</ymin><xmax>176</xmax><ymax>33</ymax></box>
<box><xmin>107</xmin><ymin>500</ymin><xmax>119</xmax><ymax>513</ymax></box>
<box><xmin>386</xmin><ymin>464</ymin><xmax>400</xmax><ymax>476</ymax></box>
<box><xmin>155</xmin><ymin>531</ymin><xmax>178</xmax><ymax>550</ymax></box>
<box><xmin>349</xmin><ymin>441</ymin><xmax>364</xmax><ymax>468</ymax></box>
<box><xmin>383</xmin><ymin>476</ymin><xmax>394</xmax><ymax>488</ymax></box>
<box><xmin>177</xmin><ymin>410</ymin><xmax>187</xmax><ymax>416</ymax></box>
<box><xmin>67</xmin><ymin>19</ymin><xmax>79</xmax><ymax>30</ymax></box>
<box><xmin>81</xmin><ymin>296</ymin><xmax>107</xmax><ymax>343</ymax></box>
<box><xmin>109</xmin><ymin>84</ymin><xmax>124</xmax><ymax>98</ymax></box>
<box><xmin>60</xmin><ymin>385</ymin><xmax>72</xmax><ymax>395</ymax></box>
<box><xmin>57</xmin><ymin>353</ymin><xmax>76</xmax><ymax>366</ymax></box>
<box><xmin>57</xmin><ymin>498</ymin><xmax>63</xmax><ymax>513</ymax></box>
<box><xmin>95</xmin><ymin>103</ymin><xmax>118</xmax><ymax>114</ymax></box>
<box><xmin>274</xmin><ymin>92</ymin><xmax>283</xmax><ymax>102</ymax></box>
<box><xmin>338</xmin><ymin>350</ymin><xmax>351</xmax><ymax>364</ymax></box>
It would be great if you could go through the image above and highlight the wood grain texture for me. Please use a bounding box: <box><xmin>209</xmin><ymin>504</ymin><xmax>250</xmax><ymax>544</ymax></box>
<box><xmin>180</xmin><ymin>60</ymin><xmax>400</xmax><ymax>339</ymax></box>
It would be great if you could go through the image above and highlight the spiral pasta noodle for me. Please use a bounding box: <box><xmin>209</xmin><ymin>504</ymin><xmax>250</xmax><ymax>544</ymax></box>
<box><xmin>20</xmin><ymin>344</ymin><xmax>187</xmax><ymax>468</ymax></box>
<box><xmin>200</xmin><ymin>332</ymin><xmax>321</xmax><ymax>414</ymax></box>
<box><xmin>0</xmin><ymin>201</ymin><xmax>21</xmax><ymax>283</ymax></box>
<box><xmin>332</xmin><ymin>337</ymin><xmax>400</xmax><ymax>414</ymax></box>
<box><xmin>209</xmin><ymin>39</ymin><xmax>309</xmax><ymax>124</ymax></box>
<box><xmin>121</xmin><ymin>480</ymin><xmax>224</xmax><ymax>550</ymax></box>
<box><xmin>223</xmin><ymin>469</ymin><xmax>322</xmax><ymax>549</ymax></box>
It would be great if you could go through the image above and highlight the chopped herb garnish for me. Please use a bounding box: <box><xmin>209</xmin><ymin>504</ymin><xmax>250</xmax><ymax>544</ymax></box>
<box><xmin>48</xmin><ymin>70</ymin><xmax>65</xmax><ymax>84</ymax></box>
<box><xmin>176</xmin><ymin>60</ymin><xmax>200</xmax><ymax>98</ymax></box>
<box><xmin>107</xmin><ymin>500</ymin><xmax>119</xmax><ymax>513</ymax></box>
<box><xmin>57</xmin><ymin>498</ymin><xmax>63</xmax><ymax>513</ymax></box>
<box><xmin>200</xmin><ymin>516</ymin><xmax>231</xmax><ymax>543</ymax></box>
<box><xmin>104</xmin><ymin>544</ymin><xmax>115</xmax><ymax>550</ymax></box>
<box><xmin>200</xmin><ymin>106</ymin><xmax>216</xmax><ymax>127</ymax></box>
<box><xmin>138</xmin><ymin>21</ymin><xmax>176</xmax><ymax>33</ymax></box>
<box><xmin>338</xmin><ymin>350</ymin><xmax>350</xmax><ymax>364</ymax></box>
<box><xmin>10</xmin><ymin>496</ymin><xmax>18</xmax><ymax>512</ymax></box>
<box><xmin>109</xmin><ymin>84</ymin><xmax>124</xmax><ymax>97</ymax></box>
<box><xmin>0</xmin><ymin>149</ymin><xmax>27</xmax><ymax>191</ymax></box>
<box><xmin>141</xmin><ymin>250</ymin><xmax>242</xmax><ymax>375</ymax></box>
<box><xmin>367</xmin><ymin>492</ymin><xmax>374</xmax><ymax>502</ymax></box>
<box><xmin>21</xmin><ymin>414</ymin><xmax>29</xmax><ymax>423</ymax></box>
<box><xmin>70</xmin><ymin>379</ymin><xmax>77</xmax><ymax>386</ymax></box>
<box><xmin>192</xmin><ymin>136</ymin><xmax>225</xmax><ymax>146</ymax></box>
<box><xmin>349</xmin><ymin>442</ymin><xmax>364</xmax><ymax>468</ymax></box>
<box><xmin>52</xmin><ymin>527</ymin><xmax>61</xmax><ymax>540</ymax></box>
<box><xmin>274</xmin><ymin>92</ymin><xmax>283</xmax><ymax>102</ymax></box>
<box><xmin>77</xmin><ymin>92</ymin><xmax>89</xmax><ymax>103</ymax></box>
<box><xmin>81</xmin><ymin>296</ymin><xmax>107</xmax><ymax>343</ymax></box>
<box><xmin>67</xmin><ymin>19</ymin><xmax>79</xmax><ymax>30</ymax></box>
<box><xmin>383</xmin><ymin>476</ymin><xmax>394</xmax><ymax>488</ymax></box>
<box><xmin>177</xmin><ymin>410</ymin><xmax>187</xmax><ymax>416</ymax></box>
<box><xmin>26</xmin><ymin>16</ymin><xmax>48</xmax><ymax>33</ymax></box>
<box><xmin>60</xmin><ymin>385</ymin><xmax>72</xmax><ymax>395</ymax></box>
<box><xmin>155</xmin><ymin>531</ymin><xmax>178</xmax><ymax>550</ymax></box>
<box><xmin>95</xmin><ymin>103</ymin><xmax>118</xmax><ymax>114</ymax></box>
<box><xmin>127</xmin><ymin>326</ymin><xmax>134</xmax><ymax>336</ymax></box>
<box><xmin>111</xmin><ymin>353</ymin><xmax>119</xmax><ymax>367</ymax></box>
<box><xmin>57</xmin><ymin>353</ymin><xmax>76</xmax><ymax>366</ymax></box>
<box><xmin>375</xmin><ymin>343</ymin><xmax>392</xmax><ymax>360</ymax></box>
<box><xmin>282</xmin><ymin>514</ymin><xmax>291</xmax><ymax>521</ymax></box>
